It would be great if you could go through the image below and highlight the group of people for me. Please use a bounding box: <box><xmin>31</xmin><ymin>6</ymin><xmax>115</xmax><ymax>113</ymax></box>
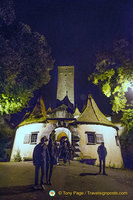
<box><xmin>33</xmin><ymin>130</ymin><xmax>56</xmax><ymax>190</ymax></box>
<box><xmin>33</xmin><ymin>131</ymin><xmax>107</xmax><ymax>190</ymax></box>
<box><xmin>32</xmin><ymin>131</ymin><xmax>74</xmax><ymax>190</ymax></box>
<box><xmin>59</xmin><ymin>139</ymin><xmax>74</xmax><ymax>165</ymax></box>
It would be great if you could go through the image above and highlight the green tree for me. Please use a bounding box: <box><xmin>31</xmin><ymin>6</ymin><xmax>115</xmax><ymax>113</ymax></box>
<box><xmin>89</xmin><ymin>39</ymin><xmax>133</xmax><ymax>130</ymax></box>
<box><xmin>0</xmin><ymin>0</ymin><xmax>54</xmax><ymax>161</ymax></box>
<box><xmin>0</xmin><ymin>0</ymin><xmax>54</xmax><ymax>115</ymax></box>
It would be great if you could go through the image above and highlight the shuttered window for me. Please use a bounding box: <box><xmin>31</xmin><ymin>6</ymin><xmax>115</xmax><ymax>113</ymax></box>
<box><xmin>23</xmin><ymin>134</ymin><xmax>30</xmax><ymax>144</ymax></box>
<box><xmin>96</xmin><ymin>134</ymin><xmax>104</xmax><ymax>144</ymax></box>
<box><xmin>85</xmin><ymin>132</ymin><xmax>96</xmax><ymax>144</ymax></box>
<box><xmin>23</xmin><ymin>132</ymin><xmax>39</xmax><ymax>144</ymax></box>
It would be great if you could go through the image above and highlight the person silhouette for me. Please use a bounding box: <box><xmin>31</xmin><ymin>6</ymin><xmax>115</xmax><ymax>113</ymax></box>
<box><xmin>97</xmin><ymin>142</ymin><xmax>107</xmax><ymax>175</ymax></box>
<box><xmin>33</xmin><ymin>136</ymin><xmax>49</xmax><ymax>190</ymax></box>
<box><xmin>45</xmin><ymin>130</ymin><xmax>56</xmax><ymax>185</ymax></box>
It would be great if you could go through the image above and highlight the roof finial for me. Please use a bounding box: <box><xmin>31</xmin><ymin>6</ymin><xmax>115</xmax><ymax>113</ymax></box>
<box><xmin>88</xmin><ymin>94</ymin><xmax>92</xmax><ymax>99</ymax></box>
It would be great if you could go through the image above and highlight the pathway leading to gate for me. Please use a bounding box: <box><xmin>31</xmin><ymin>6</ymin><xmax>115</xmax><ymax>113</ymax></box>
<box><xmin>0</xmin><ymin>160</ymin><xmax>133</xmax><ymax>200</ymax></box>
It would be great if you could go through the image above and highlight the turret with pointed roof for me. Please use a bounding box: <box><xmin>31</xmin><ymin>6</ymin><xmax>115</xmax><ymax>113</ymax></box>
<box><xmin>77</xmin><ymin>95</ymin><xmax>117</xmax><ymax>129</ymax></box>
<box><xmin>19</xmin><ymin>96</ymin><xmax>47</xmax><ymax>126</ymax></box>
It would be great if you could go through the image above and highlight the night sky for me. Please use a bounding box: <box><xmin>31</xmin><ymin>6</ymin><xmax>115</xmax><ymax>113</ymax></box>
<box><xmin>15</xmin><ymin>0</ymin><xmax>133</xmax><ymax>115</ymax></box>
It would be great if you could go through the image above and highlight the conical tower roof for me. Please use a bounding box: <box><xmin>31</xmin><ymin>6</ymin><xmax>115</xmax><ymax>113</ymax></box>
<box><xmin>77</xmin><ymin>95</ymin><xmax>117</xmax><ymax>128</ymax></box>
<box><xmin>19</xmin><ymin>96</ymin><xmax>47</xmax><ymax>126</ymax></box>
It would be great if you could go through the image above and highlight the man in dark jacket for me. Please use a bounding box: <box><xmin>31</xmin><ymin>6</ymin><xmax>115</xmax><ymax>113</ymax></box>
<box><xmin>46</xmin><ymin>131</ymin><xmax>56</xmax><ymax>185</ymax></box>
<box><xmin>97</xmin><ymin>142</ymin><xmax>107</xmax><ymax>175</ymax></box>
<box><xmin>33</xmin><ymin>136</ymin><xmax>49</xmax><ymax>190</ymax></box>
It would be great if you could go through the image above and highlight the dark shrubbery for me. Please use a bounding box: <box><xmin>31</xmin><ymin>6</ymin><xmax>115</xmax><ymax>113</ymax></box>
<box><xmin>120</xmin><ymin>128</ymin><xmax>133</xmax><ymax>169</ymax></box>
<box><xmin>0</xmin><ymin>117</ymin><xmax>15</xmax><ymax>161</ymax></box>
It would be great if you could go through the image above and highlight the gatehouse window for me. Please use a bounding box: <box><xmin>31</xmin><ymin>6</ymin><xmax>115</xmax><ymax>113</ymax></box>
<box><xmin>96</xmin><ymin>134</ymin><xmax>104</xmax><ymax>144</ymax></box>
<box><xmin>85</xmin><ymin>132</ymin><xmax>96</xmax><ymax>144</ymax></box>
<box><xmin>31</xmin><ymin>132</ymin><xmax>39</xmax><ymax>144</ymax></box>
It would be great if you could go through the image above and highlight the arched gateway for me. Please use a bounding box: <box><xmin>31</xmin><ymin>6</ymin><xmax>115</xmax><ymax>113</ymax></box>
<box><xmin>55</xmin><ymin>127</ymin><xmax>72</xmax><ymax>144</ymax></box>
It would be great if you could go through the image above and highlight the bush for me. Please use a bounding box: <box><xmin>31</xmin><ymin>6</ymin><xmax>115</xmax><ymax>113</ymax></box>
<box><xmin>14</xmin><ymin>150</ymin><xmax>22</xmax><ymax>162</ymax></box>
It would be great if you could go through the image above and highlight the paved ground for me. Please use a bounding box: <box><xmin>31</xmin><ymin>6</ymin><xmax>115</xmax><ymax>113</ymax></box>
<box><xmin>0</xmin><ymin>160</ymin><xmax>133</xmax><ymax>200</ymax></box>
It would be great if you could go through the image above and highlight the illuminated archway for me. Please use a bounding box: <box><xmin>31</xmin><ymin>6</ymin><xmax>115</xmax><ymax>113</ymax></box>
<box><xmin>55</xmin><ymin>127</ymin><xmax>72</xmax><ymax>144</ymax></box>
<box><xmin>57</xmin><ymin>132</ymin><xmax>68</xmax><ymax>141</ymax></box>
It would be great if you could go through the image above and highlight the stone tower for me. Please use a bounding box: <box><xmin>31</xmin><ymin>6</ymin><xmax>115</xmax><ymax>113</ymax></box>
<box><xmin>57</xmin><ymin>66</ymin><xmax>74</xmax><ymax>105</ymax></box>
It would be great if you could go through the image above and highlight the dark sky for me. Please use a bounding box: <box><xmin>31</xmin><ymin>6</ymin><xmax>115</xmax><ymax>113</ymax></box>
<box><xmin>15</xmin><ymin>0</ymin><xmax>133</xmax><ymax>114</ymax></box>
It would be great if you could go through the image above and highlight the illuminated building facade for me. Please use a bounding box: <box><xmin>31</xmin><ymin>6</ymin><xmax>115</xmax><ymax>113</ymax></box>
<box><xmin>11</xmin><ymin>66</ymin><xmax>123</xmax><ymax>168</ymax></box>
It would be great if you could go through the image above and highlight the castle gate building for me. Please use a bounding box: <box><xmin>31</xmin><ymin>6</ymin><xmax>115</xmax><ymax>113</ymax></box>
<box><xmin>10</xmin><ymin>66</ymin><xmax>123</xmax><ymax>168</ymax></box>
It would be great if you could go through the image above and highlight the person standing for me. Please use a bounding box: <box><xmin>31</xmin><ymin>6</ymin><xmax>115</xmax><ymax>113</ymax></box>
<box><xmin>55</xmin><ymin>142</ymin><xmax>61</xmax><ymax>165</ymax></box>
<box><xmin>46</xmin><ymin>131</ymin><xmax>56</xmax><ymax>185</ymax></box>
<box><xmin>97</xmin><ymin>142</ymin><xmax>107</xmax><ymax>175</ymax></box>
<box><xmin>33</xmin><ymin>136</ymin><xmax>49</xmax><ymax>190</ymax></box>
<box><xmin>62</xmin><ymin>141</ymin><xmax>71</xmax><ymax>165</ymax></box>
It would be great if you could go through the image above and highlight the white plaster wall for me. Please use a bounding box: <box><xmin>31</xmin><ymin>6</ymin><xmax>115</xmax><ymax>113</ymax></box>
<box><xmin>10</xmin><ymin>123</ymin><xmax>46</xmax><ymax>161</ymax></box>
<box><xmin>77</xmin><ymin>124</ymin><xmax>123</xmax><ymax>168</ymax></box>
<box><xmin>41</xmin><ymin>123</ymin><xmax>55</xmax><ymax>137</ymax></box>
